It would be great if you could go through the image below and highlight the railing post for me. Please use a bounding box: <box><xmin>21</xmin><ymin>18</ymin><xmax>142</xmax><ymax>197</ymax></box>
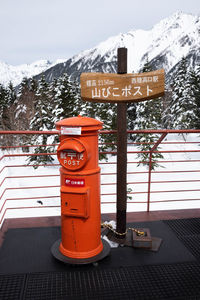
<box><xmin>147</xmin><ymin>133</ymin><xmax>167</xmax><ymax>212</ymax></box>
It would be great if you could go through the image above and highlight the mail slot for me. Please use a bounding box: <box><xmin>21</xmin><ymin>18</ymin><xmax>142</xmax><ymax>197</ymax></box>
<box><xmin>60</xmin><ymin>186</ymin><xmax>90</xmax><ymax>218</ymax></box>
<box><xmin>51</xmin><ymin>115</ymin><xmax>110</xmax><ymax>264</ymax></box>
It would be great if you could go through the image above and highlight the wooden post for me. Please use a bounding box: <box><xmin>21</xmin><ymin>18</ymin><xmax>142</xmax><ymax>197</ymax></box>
<box><xmin>116</xmin><ymin>48</ymin><xmax>127</xmax><ymax>237</ymax></box>
<box><xmin>80</xmin><ymin>50</ymin><xmax>165</xmax><ymax>240</ymax></box>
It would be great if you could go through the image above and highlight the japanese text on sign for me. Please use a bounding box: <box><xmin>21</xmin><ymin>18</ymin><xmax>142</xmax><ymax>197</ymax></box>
<box><xmin>65</xmin><ymin>178</ymin><xmax>85</xmax><ymax>187</ymax></box>
<box><xmin>61</xmin><ymin>126</ymin><xmax>81</xmax><ymax>135</ymax></box>
<box><xmin>60</xmin><ymin>150</ymin><xmax>84</xmax><ymax>167</ymax></box>
<box><xmin>91</xmin><ymin>85</ymin><xmax>153</xmax><ymax>99</ymax></box>
<box><xmin>86</xmin><ymin>75</ymin><xmax>158</xmax><ymax>88</ymax></box>
<box><xmin>80</xmin><ymin>69</ymin><xmax>165</xmax><ymax>103</ymax></box>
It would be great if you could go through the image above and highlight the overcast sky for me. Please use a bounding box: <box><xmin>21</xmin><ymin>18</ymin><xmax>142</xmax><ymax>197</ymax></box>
<box><xmin>0</xmin><ymin>0</ymin><xmax>200</xmax><ymax>65</ymax></box>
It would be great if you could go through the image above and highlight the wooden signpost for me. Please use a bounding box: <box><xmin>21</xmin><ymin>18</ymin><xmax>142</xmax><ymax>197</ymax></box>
<box><xmin>81</xmin><ymin>69</ymin><xmax>165</xmax><ymax>103</ymax></box>
<box><xmin>80</xmin><ymin>48</ymin><xmax>165</xmax><ymax>238</ymax></box>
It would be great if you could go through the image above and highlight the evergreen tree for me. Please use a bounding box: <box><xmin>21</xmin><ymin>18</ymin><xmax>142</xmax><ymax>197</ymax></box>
<box><xmin>134</xmin><ymin>57</ymin><xmax>164</xmax><ymax>169</ymax></box>
<box><xmin>0</xmin><ymin>84</ymin><xmax>8</xmax><ymax>145</ymax></box>
<box><xmin>169</xmin><ymin>57</ymin><xmax>194</xmax><ymax>129</ymax></box>
<box><xmin>15</xmin><ymin>77</ymin><xmax>31</xmax><ymax>130</ymax></box>
<box><xmin>30</xmin><ymin>75</ymin><xmax>53</xmax><ymax>131</ymax></box>
<box><xmin>188</xmin><ymin>67</ymin><xmax>200</xmax><ymax>129</ymax></box>
<box><xmin>127</xmin><ymin>103</ymin><xmax>137</xmax><ymax>131</ymax></box>
<box><xmin>18</xmin><ymin>77</ymin><xmax>29</xmax><ymax>97</ymax></box>
<box><xmin>0</xmin><ymin>84</ymin><xmax>8</xmax><ymax>124</ymax></box>
<box><xmin>0</xmin><ymin>82</ymin><xmax>17</xmax><ymax>145</ymax></box>
<box><xmin>142</xmin><ymin>56</ymin><xmax>152</xmax><ymax>73</ymax></box>
<box><xmin>136</xmin><ymin>57</ymin><xmax>163</xmax><ymax>129</ymax></box>
<box><xmin>97</xmin><ymin>102</ymin><xmax>117</xmax><ymax>157</ymax></box>
<box><xmin>162</xmin><ymin>89</ymin><xmax>173</xmax><ymax>129</ymax></box>
<box><xmin>7</xmin><ymin>82</ymin><xmax>16</xmax><ymax>106</ymax></box>
<box><xmin>52</xmin><ymin>73</ymin><xmax>81</xmax><ymax>123</ymax></box>
<box><xmin>81</xmin><ymin>100</ymin><xmax>101</xmax><ymax>121</ymax></box>
<box><xmin>14</xmin><ymin>77</ymin><xmax>37</xmax><ymax>148</ymax></box>
<box><xmin>72</xmin><ymin>79</ymin><xmax>83</xmax><ymax>115</ymax></box>
<box><xmin>0</xmin><ymin>82</ymin><xmax>16</xmax><ymax>130</ymax></box>
<box><xmin>81</xmin><ymin>99</ymin><xmax>117</xmax><ymax>159</ymax></box>
<box><xmin>29</xmin><ymin>77</ymin><xmax>38</xmax><ymax>93</ymax></box>
<box><xmin>28</xmin><ymin>75</ymin><xmax>55</xmax><ymax>166</ymax></box>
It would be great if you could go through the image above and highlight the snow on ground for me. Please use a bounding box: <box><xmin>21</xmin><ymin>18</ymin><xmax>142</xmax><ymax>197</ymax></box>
<box><xmin>101</xmin><ymin>133</ymin><xmax>200</xmax><ymax>213</ymax></box>
<box><xmin>0</xmin><ymin>133</ymin><xmax>200</xmax><ymax>227</ymax></box>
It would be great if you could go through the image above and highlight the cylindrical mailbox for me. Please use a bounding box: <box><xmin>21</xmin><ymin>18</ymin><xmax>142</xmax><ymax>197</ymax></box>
<box><xmin>51</xmin><ymin>115</ymin><xmax>110</xmax><ymax>264</ymax></box>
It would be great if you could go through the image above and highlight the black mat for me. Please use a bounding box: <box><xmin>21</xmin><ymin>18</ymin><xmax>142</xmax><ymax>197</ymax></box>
<box><xmin>164</xmin><ymin>218</ymin><xmax>200</xmax><ymax>260</ymax></box>
<box><xmin>164</xmin><ymin>217</ymin><xmax>200</xmax><ymax>237</ymax></box>
<box><xmin>1</xmin><ymin>218</ymin><xmax>200</xmax><ymax>299</ymax></box>
<box><xmin>1</xmin><ymin>262</ymin><xmax>200</xmax><ymax>299</ymax></box>
<box><xmin>0</xmin><ymin>220</ymin><xmax>196</xmax><ymax>275</ymax></box>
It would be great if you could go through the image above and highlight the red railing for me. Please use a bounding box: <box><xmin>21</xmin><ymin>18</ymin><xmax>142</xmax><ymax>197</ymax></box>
<box><xmin>0</xmin><ymin>129</ymin><xmax>200</xmax><ymax>227</ymax></box>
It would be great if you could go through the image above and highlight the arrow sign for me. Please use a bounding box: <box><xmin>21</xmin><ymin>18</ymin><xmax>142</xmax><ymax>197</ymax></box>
<box><xmin>80</xmin><ymin>69</ymin><xmax>165</xmax><ymax>103</ymax></box>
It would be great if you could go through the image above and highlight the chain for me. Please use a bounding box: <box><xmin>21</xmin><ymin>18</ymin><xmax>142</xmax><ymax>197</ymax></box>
<box><xmin>101</xmin><ymin>222</ymin><xmax>145</xmax><ymax>237</ymax></box>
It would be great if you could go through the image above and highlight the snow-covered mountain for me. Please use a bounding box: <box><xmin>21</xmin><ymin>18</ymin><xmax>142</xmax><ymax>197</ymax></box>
<box><xmin>1</xmin><ymin>12</ymin><xmax>200</xmax><ymax>86</ymax></box>
<box><xmin>0</xmin><ymin>59</ymin><xmax>65</xmax><ymax>87</ymax></box>
<box><xmin>33</xmin><ymin>12</ymin><xmax>200</xmax><ymax>84</ymax></box>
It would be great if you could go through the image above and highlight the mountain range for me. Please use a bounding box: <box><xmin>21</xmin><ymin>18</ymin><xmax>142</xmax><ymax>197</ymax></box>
<box><xmin>1</xmin><ymin>11</ymin><xmax>200</xmax><ymax>87</ymax></box>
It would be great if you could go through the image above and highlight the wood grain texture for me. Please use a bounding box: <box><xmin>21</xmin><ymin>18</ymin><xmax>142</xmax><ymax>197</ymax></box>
<box><xmin>80</xmin><ymin>69</ymin><xmax>165</xmax><ymax>103</ymax></box>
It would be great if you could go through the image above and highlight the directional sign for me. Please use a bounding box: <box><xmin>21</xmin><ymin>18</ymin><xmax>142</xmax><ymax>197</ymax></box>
<box><xmin>80</xmin><ymin>69</ymin><xmax>165</xmax><ymax>103</ymax></box>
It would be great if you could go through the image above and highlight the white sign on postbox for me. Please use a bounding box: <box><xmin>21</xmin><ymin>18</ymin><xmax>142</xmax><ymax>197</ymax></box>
<box><xmin>65</xmin><ymin>178</ymin><xmax>85</xmax><ymax>187</ymax></box>
<box><xmin>61</xmin><ymin>126</ymin><xmax>82</xmax><ymax>135</ymax></box>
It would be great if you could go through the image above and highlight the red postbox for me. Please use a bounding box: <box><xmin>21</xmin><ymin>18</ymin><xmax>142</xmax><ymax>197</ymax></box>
<box><xmin>51</xmin><ymin>115</ymin><xmax>110</xmax><ymax>264</ymax></box>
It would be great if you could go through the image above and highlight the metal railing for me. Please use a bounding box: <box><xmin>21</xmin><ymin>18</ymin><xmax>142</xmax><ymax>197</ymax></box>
<box><xmin>0</xmin><ymin>129</ymin><xmax>200</xmax><ymax>227</ymax></box>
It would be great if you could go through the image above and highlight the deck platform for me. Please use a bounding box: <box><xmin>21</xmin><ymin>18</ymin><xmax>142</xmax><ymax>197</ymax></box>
<box><xmin>1</xmin><ymin>209</ymin><xmax>200</xmax><ymax>299</ymax></box>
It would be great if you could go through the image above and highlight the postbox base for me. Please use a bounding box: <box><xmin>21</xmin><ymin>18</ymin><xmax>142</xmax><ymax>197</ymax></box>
<box><xmin>51</xmin><ymin>239</ymin><xmax>110</xmax><ymax>265</ymax></box>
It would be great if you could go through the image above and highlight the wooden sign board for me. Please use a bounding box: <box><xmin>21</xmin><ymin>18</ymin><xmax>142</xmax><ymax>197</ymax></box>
<box><xmin>80</xmin><ymin>69</ymin><xmax>165</xmax><ymax>103</ymax></box>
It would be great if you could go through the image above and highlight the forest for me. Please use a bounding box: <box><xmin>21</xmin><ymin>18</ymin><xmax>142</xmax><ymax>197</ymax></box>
<box><xmin>0</xmin><ymin>57</ymin><xmax>200</xmax><ymax>167</ymax></box>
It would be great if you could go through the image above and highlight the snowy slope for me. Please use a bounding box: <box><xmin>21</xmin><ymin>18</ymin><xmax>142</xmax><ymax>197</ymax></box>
<box><xmin>72</xmin><ymin>12</ymin><xmax>200</xmax><ymax>73</ymax></box>
<box><xmin>0</xmin><ymin>59</ymin><xmax>65</xmax><ymax>87</ymax></box>
<box><xmin>34</xmin><ymin>12</ymin><xmax>200</xmax><ymax>84</ymax></box>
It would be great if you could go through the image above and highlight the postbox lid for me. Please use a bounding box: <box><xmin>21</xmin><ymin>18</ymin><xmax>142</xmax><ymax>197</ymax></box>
<box><xmin>56</xmin><ymin>115</ymin><xmax>103</xmax><ymax>132</ymax></box>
